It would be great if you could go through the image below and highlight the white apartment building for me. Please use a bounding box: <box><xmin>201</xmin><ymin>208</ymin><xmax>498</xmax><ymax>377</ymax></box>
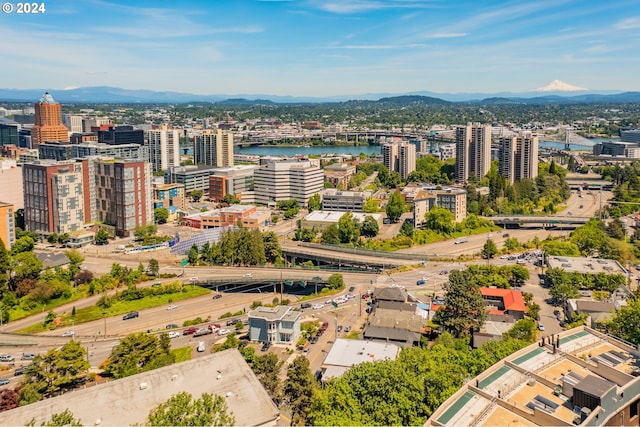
<box><xmin>62</xmin><ymin>114</ymin><xmax>83</xmax><ymax>134</ymax></box>
<box><xmin>498</xmin><ymin>132</ymin><xmax>539</xmax><ymax>184</ymax></box>
<box><xmin>455</xmin><ymin>123</ymin><xmax>492</xmax><ymax>183</ymax></box>
<box><xmin>194</xmin><ymin>129</ymin><xmax>234</xmax><ymax>167</ymax></box>
<box><xmin>382</xmin><ymin>141</ymin><xmax>416</xmax><ymax>180</ymax></box>
<box><xmin>254</xmin><ymin>159</ymin><xmax>324</xmax><ymax>207</ymax></box>
<box><xmin>413</xmin><ymin>187</ymin><xmax>467</xmax><ymax>226</ymax></box>
<box><xmin>321</xmin><ymin>189</ymin><xmax>373</xmax><ymax>212</ymax></box>
<box><xmin>146</xmin><ymin>126</ymin><xmax>180</xmax><ymax>172</ymax></box>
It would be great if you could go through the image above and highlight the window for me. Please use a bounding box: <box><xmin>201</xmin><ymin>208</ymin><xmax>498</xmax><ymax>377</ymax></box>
<box><xmin>631</xmin><ymin>399</ymin><xmax>639</xmax><ymax>419</ymax></box>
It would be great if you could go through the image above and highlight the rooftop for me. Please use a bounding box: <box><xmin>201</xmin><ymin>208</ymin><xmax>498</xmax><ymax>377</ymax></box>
<box><xmin>547</xmin><ymin>256</ymin><xmax>626</xmax><ymax>275</ymax></box>
<box><xmin>303</xmin><ymin>210</ymin><xmax>382</xmax><ymax>223</ymax></box>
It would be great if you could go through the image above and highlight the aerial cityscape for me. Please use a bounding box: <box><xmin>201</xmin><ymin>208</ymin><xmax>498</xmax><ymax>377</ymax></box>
<box><xmin>2</xmin><ymin>1</ymin><xmax>640</xmax><ymax>427</ymax></box>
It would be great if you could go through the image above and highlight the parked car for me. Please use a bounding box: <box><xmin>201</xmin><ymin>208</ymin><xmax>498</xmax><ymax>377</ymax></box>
<box><xmin>337</xmin><ymin>325</ymin><xmax>343</xmax><ymax>332</ymax></box>
<box><xmin>196</xmin><ymin>341</ymin><xmax>206</xmax><ymax>352</ymax></box>
<box><xmin>361</xmin><ymin>294</ymin><xmax>370</xmax><ymax>300</ymax></box>
<box><xmin>0</xmin><ymin>355</ymin><xmax>15</xmax><ymax>362</ymax></box>
<box><xmin>416</xmin><ymin>278</ymin><xmax>426</xmax><ymax>285</ymax></box>
<box><xmin>309</xmin><ymin>336</ymin><xmax>318</xmax><ymax>344</ymax></box>
<box><xmin>226</xmin><ymin>319</ymin><xmax>237</xmax><ymax>326</ymax></box>
<box><xmin>261</xmin><ymin>342</ymin><xmax>272</xmax><ymax>352</ymax></box>
<box><xmin>168</xmin><ymin>331</ymin><xmax>181</xmax><ymax>339</ymax></box>
<box><xmin>165</xmin><ymin>324</ymin><xmax>179</xmax><ymax>329</ymax></box>
<box><xmin>21</xmin><ymin>353</ymin><xmax>36</xmax><ymax>360</ymax></box>
<box><xmin>321</xmin><ymin>322</ymin><xmax>329</xmax><ymax>330</ymax></box>
<box><xmin>182</xmin><ymin>327</ymin><xmax>198</xmax><ymax>336</ymax></box>
<box><xmin>300</xmin><ymin>302</ymin><xmax>312</xmax><ymax>309</ymax></box>
<box><xmin>243</xmin><ymin>273</ymin><xmax>253</xmax><ymax>278</ymax></box>
<box><xmin>344</xmin><ymin>325</ymin><xmax>351</xmax><ymax>332</ymax></box>
<box><xmin>218</xmin><ymin>328</ymin><xmax>231</xmax><ymax>336</ymax></box>
<box><xmin>0</xmin><ymin>379</ymin><xmax>10</xmax><ymax>386</ymax></box>
<box><xmin>502</xmin><ymin>233</ymin><xmax>510</xmax><ymax>238</ymax></box>
<box><xmin>14</xmin><ymin>366</ymin><xmax>25</xmax><ymax>376</ymax></box>
<box><xmin>122</xmin><ymin>311</ymin><xmax>139</xmax><ymax>320</ymax></box>
<box><xmin>348</xmin><ymin>286</ymin><xmax>355</xmax><ymax>292</ymax></box>
<box><xmin>212</xmin><ymin>294</ymin><xmax>222</xmax><ymax>300</ymax></box>
<box><xmin>538</xmin><ymin>323</ymin><xmax>545</xmax><ymax>331</ymax></box>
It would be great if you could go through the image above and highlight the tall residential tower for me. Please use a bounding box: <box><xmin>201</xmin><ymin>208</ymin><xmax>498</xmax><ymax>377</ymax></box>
<box><xmin>31</xmin><ymin>93</ymin><xmax>69</xmax><ymax>147</ymax></box>
<box><xmin>455</xmin><ymin>123</ymin><xmax>491</xmax><ymax>183</ymax></box>
<box><xmin>194</xmin><ymin>129</ymin><xmax>234</xmax><ymax>167</ymax></box>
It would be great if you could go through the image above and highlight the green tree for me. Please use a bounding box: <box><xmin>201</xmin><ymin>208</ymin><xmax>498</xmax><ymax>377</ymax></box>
<box><xmin>385</xmin><ymin>191</ymin><xmax>406</xmax><ymax>223</ymax></box>
<box><xmin>481</xmin><ymin>239</ymin><xmax>498</xmax><ymax>259</ymax></box>
<box><xmin>326</xmin><ymin>273</ymin><xmax>345</xmax><ymax>290</ymax></box>
<box><xmin>321</xmin><ymin>224</ymin><xmax>340</xmax><ymax>244</ymax></box>
<box><xmin>154</xmin><ymin>207</ymin><xmax>169</xmax><ymax>224</ymax></box>
<box><xmin>399</xmin><ymin>221</ymin><xmax>414</xmax><ymax>238</ymax></box>
<box><xmin>147</xmin><ymin>391</ymin><xmax>236</xmax><ymax>426</ymax></box>
<box><xmin>362</xmin><ymin>197</ymin><xmax>380</xmax><ymax>213</ymax></box>
<box><xmin>95</xmin><ymin>228</ymin><xmax>110</xmax><ymax>245</ymax></box>
<box><xmin>11</xmin><ymin>236</ymin><xmax>35</xmax><ymax>255</ymax></box>
<box><xmin>338</xmin><ymin>212</ymin><xmax>359</xmax><ymax>244</ymax></box>
<box><xmin>190</xmin><ymin>189</ymin><xmax>203</xmax><ymax>202</ymax></box>
<box><xmin>107</xmin><ymin>332</ymin><xmax>175</xmax><ymax>379</ymax></box>
<box><xmin>253</xmin><ymin>353</ymin><xmax>283</xmax><ymax>404</ymax></box>
<box><xmin>223</xmin><ymin>194</ymin><xmax>240</xmax><ymax>204</ymax></box>
<box><xmin>147</xmin><ymin>259</ymin><xmax>159</xmax><ymax>276</ymax></box>
<box><xmin>437</xmin><ymin>270</ymin><xmax>487</xmax><ymax>337</ymax></box>
<box><xmin>188</xmin><ymin>244</ymin><xmax>199</xmax><ymax>265</ymax></box>
<box><xmin>0</xmin><ymin>238</ymin><xmax>9</xmax><ymax>291</ymax></box>
<box><xmin>284</xmin><ymin>356</ymin><xmax>315</xmax><ymax>426</ymax></box>
<box><xmin>10</xmin><ymin>252</ymin><xmax>43</xmax><ymax>280</ymax></box>
<box><xmin>549</xmin><ymin>282</ymin><xmax>579</xmax><ymax>305</ymax></box>
<box><xmin>26</xmin><ymin>409</ymin><xmax>83</xmax><ymax>426</ymax></box>
<box><xmin>360</xmin><ymin>215</ymin><xmax>380</xmax><ymax>238</ymax></box>
<box><xmin>424</xmin><ymin>206</ymin><xmax>455</xmax><ymax>234</ymax></box>
<box><xmin>307</xmin><ymin>193</ymin><xmax>321</xmax><ymax>212</ymax></box>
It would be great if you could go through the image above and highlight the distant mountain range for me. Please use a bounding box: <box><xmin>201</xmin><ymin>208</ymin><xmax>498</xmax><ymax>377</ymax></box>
<box><xmin>0</xmin><ymin>84</ymin><xmax>638</xmax><ymax>104</ymax></box>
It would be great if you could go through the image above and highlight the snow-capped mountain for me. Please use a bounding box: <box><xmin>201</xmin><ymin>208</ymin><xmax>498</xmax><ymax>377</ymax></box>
<box><xmin>535</xmin><ymin>80</ymin><xmax>588</xmax><ymax>92</ymax></box>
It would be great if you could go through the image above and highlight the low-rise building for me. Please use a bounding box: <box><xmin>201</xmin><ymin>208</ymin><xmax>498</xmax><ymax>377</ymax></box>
<box><xmin>546</xmin><ymin>256</ymin><xmax>626</xmax><ymax>276</ymax></box>
<box><xmin>153</xmin><ymin>183</ymin><xmax>186</xmax><ymax>221</ymax></box>
<box><xmin>323</xmin><ymin>162</ymin><xmax>356</xmax><ymax>189</ymax></box>
<box><xmin>0</xmin><ymin>201</ymin><xmax>15</xmax><ymax>249</ymax></box>
<box><xmin>320</xmin><ymin>338</ymin><xmax>401</xmax><ymax>382</ymax></box>
<box><xmin>321</xmin><ymin>189</ymin><xmax>372</xmax><ymax>212</ymax></box>
<box><xmin>300</xmin><ymin>210</ymin><xmax>382</xmax><ymax>232</ymax></box>
<box><xmin>184</xmin><ymin>205</ymin><xmax>270</xmax><ymax>230</ymax></box>
<box><xmin>248</xmin><ymin>305</ymin><xmax>301</xmax><ymax>344</ymax></box>
<box><xmin>413</xmin><ymin>187</ymin><xmax>467</xmax><ymax>225</ymax></box>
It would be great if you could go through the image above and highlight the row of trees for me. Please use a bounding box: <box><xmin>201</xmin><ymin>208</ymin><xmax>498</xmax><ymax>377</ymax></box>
<box><xmin>188</xmin><ymin>228</ymin><xmax>282</xmax><ymax>267</ymax></box>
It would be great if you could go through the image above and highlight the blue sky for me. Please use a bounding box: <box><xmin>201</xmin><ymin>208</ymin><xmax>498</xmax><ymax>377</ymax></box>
<box><xmin>1</xmin><ymin>0</ymin><xmax>639</xmax><ymax>97</ymax></box>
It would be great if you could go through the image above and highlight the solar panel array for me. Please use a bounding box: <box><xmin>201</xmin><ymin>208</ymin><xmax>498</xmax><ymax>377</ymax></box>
<box><xmin>170</xmin><ymin>227</ymin><xmax>237</xmax><ymax>255</ymax></box>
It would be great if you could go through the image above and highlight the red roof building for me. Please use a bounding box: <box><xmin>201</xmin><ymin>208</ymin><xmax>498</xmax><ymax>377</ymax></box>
<box><xmin>480</xmin><ymin>287</ymin><xmax>526</xmax><ymax>321</ymax></box>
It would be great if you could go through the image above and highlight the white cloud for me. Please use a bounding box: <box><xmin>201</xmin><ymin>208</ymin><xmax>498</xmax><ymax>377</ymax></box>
<box><xmin>614</xmin><ymin>17</ymin><xmax>640</xmax><ymax>29</ymax></box>
<box><xmin>424</xmin><ymin>32</ymin><xmax>467</xmax><ymax>39</ymax></box>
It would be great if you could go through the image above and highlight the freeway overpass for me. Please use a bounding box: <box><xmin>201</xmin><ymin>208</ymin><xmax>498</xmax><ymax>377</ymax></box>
<box><xmin>487</xmin><ymin>215</ymin><xmax>591</xmax><ymax>227</ymax></box>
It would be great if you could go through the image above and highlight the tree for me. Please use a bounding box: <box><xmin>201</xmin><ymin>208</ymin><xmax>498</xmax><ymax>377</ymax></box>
<box><xmin>147</xmin><ymin>259</ymin><xmax>159</xmax><ymax>276</ymax></box>
<box><xmin>437</xmin><ymin>270</ymin><xmax>486</xmax><ymax>337</ymax></box>
<box><xmin>0</xmin><ymin>238</ymin><xmax>9</xmax><ymax>291</ymax></box>
<box><xmin>385</xmin><ymin>191</ymin><xmax>405</xmax><ymax>223</ymax></box>
<box><xmin>321</xmin><ymin>224</ymin><xmax>340</xmax><ymax>244</ymax></box>
<box><xmin>147</xmin><ymin>391</ymin><xmax>236</xmax><ymax>426</ymax></box>
<box><xmin>481</xmin><ymin>239</ymin><xmax>498</xmax><ymax>259</ymax></box>
<box><xmin>223</xmin><ymin>194</ymin><xmax>240</xmax><ymax>205</ymax></box>
<box><xmin>10</xmin><ymin>236</ymin><xmax>34</xmax><ymax>255</ymax></box>
<box><xmin>10</xmin><ymin>252</ymin><xmax>43</xmax><ymax>280</ymax></box>
<box><xmin>106</xmin><ymin>332</ymin><xmax>175</xmax><ymax>379</ymax></box>
<box><xmin>338</xmin><ymin>212</ymin><xmax>359</xmax><ymax>244</ymax></box>
<box><xmin>399</xmin><ymin>220</ymin><xmax>414</xmax><ymax>238</ymax></box>
<box><xmin>190</xmin><ymin>189</ymin><xmax>203</xmax><ymax>202</ymax></box>
<box><xmin>326</xmin><ymin>273</ymin><xmax>345</xmax><ymax>290</ymax></box>
<box><xmin>284</xmin><ymin>356</ymin><xmax>315</xmax><ymax>426</ymax></box>
<box><xmin>362</xmin><ymin>197</ymin><xmax>380</xmax><ymax>213</ymax></box>
<box><xmin>95</xmin><ymin>228</ymin><xmax>110</xmax><ymax>245</ymax></box>
<box><xmin>424</xmin><ymin>206</ymin><xmax>455</xmax><ymax>234</ymax></box>
<box><xmin>361</xmin><ymin>215</ymin><xmax>380</xmax><ymax>238</ymax></box>
<box><xmin>154</xmin><ymin>208</ymin><xmax>169</xmax><ymax>224</ymax></box>
<box><xmin>253</xmin><ymin>353</ymin><xmax>283</xmax><ymax>404</ymax></box>
<box><xmin>188</xmin><ymin>244</ymin><xmax>199</xmax><ymax>265</ymax></box>
<box><xmin>26</xmin><ymin>409</ymin><xmax>83</xmax><ymax>426</ymax></box>
<box><xmin>307</xmin><ymin>193</ymin><xmax>321</xmax><ymax>212</ymax></box>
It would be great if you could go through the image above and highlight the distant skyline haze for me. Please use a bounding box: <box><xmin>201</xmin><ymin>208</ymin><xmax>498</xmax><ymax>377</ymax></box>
<box><xmin>1</xmin><ymin>0</ymin><xmax>639</xmax><ymax>97</ymax></box>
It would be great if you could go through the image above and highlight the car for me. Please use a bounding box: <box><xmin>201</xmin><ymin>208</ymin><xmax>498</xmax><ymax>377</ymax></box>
<box><xmin>168</xmin><ymin>331</ymin><xmax>180</xmax><ymax>339</ymax></box>
<box><xmin>325</xmin><ymin>299</ymin><xmax>333</xmax><ymax>304</ymax></box>
<box><xmin>167</xmin><ymin>304</ymin><xmax>177</xmax><ymax>310</ymax></box>
<box><xmin>21</xmin><ymin>353</ymin><xmax>35</xmax><ymax>360</ymax></box>
<box><xmin>316</xmin><ymin>329</ymin><xmax>324</xmax><ymax>336</ymax></box>
<box><xmin>346</xmin><ymin>293</ymin><xmax>355</xmax><ymax>299</ymax></box>
<box><xmin>218</xmin><ymin>328</ymin><xmax>230</xmax><ymax>336</ymax></box>
<box><xmin>348</xmin><ymin>286</ymin><xmax>355</xmax><ymax>292</ymax></box>
<box><xmin>212</xmin><ymin>294</ymin><xmax>222</xmax><ymax>300</ymax></box>
<box><xmin>383</xmin><ymin>218</ymin><xmax>391</xmax><ymax>224</ymax></box>
<box><xmin>61</xmin><ymin>330</ymin><xmax>75</xmax><ymax>337</ymax></box>
<box><xmin>300</xmin><ymin>302</ymin><xmax>312</xmax><ymax>309</ymax></box>
<box><xmin>538</xmin><ymin>324</ymin><xmax>545</xmax><ymax>331</ymax></box>
<box><xmin>337</xmin><ymin>325</ymin><xmax>343</xmax><ymax>332</ymax></box>
<box><xmin>579</xmin><ymin>205</ymin><xmax>584</xmax><ymax>209</ymax></box>
<box><xmin>517</xmin><ymin>259</ymin><xmax>527</xmax><ymax>265</ymax></box>
<box><xmin>14</xmin><ymin>366</ymin><xmax>25</xmax><ymax>376</ymax></box>
<box><xmin>344</xmin><ymin>325</ymin><xmax>351</xmax><ymax>332</ymax></box>
<box><xmin>454</xmin><ymin>238</ymin><xmax>467</xmax><ymax>244</ymax></box>
<box><xmin>226</xmin><ymin>319</ymin><xmax>237</xmax><ymax>327</ymax></box>
<box><xmin>502</xmin><ymin>233</ymin><xmax>510</xmax><ymax>238</ymax></box>
<box><xmin>302</xmin><ymin>348</ymin><xmax>309</xmax><ymax>356</ymax></box>
<box><xmin>189</xmin><ymin>276</ymin><xmax>199</xmax><ymax>282</ymax></box>
<box><xmin>243</xmin><ymin>273</ymin><xmax>253</xmax><ymax>278</ymax></box>
<box><xmin>261</xmin><ymin>342</ymin><xmax>272</xmax><ymax>352</ymax></box>
<box><xmin>166</xmin><ymin>323</ymin><xmax>179</xmax><ymax>329</ymax></box>
<box><xmin>182</xmin><ymin>327</ymin><xmax>198</xmax><ymax>335</ymax></box>
<box><xmin>556</xmin><ymin>313</ymin><xmax>563</xmax><ymax>322</ymax></box>
<box><xmin>122</xmin><ymin>311</ymin><xmax>139</xmax><ymax>320</ymax></box>
<box><xmin>312</xmin><ymin>303</ymin><xmax>324</xmax><ymax>310</ymax></box>
<box><xmin>0</xmin><ymin>379</ymin><xmax>9</xmax><ymax>386</ymax></box>
<box><xmin>439</xmin><ymin>270</ymin><xmax>448</xmax><ymax>275</ymax></box>
<box><xmin>152</xmin><ymin>282</ymin><xmax>162</xmax><ymax>287</ymax></box>
<box><xmin>0</xmin><ymin>355</ymin><xmax>15</xmax><ymax>362</ymax></box>
<box><xmin>309</xmin><ymin>336</ymin><xmax>318</xmax><ymax>344</ymax></box>
<box><xmin>416</xmin><ymin>279</ymin><xmax>425</xmax><ymax>285</ymax></box>
<box><xmin>361</xmin><ymin>294</ymin><xmax>370</xmax><ymax>299</ymax></box>
<box><xmin>321</xmin><ymin>322</ymin><xmax>329</xmax><ymax>330</ymax></box>
<box><xmin>197</xmin><ymin>341</ymin><xmax>206</xmax><ymax>352</ymax></box>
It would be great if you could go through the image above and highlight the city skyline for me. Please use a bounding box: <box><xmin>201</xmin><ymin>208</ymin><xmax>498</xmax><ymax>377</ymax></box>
<box><xmin>2</xmin><ymin>0</ymin><xmax>640</xmax><ymax>97</ymax></box>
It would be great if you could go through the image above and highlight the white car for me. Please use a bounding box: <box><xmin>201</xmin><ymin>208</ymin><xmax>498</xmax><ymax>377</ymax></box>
<box><xmin>346</xmin><ymin>293</ymin><xmax>355</xmax><ymax>299</ymax></box>
<box><xmin>218</xmin><ymin>328</ymin><xmax>230</xmax><ymax>336</ymax></box>
<box><xmin>312</xmin><ymin>303</ymin><xmax>324</xmax><ymax>310</ymax></box>
<box><xmin>168</xmin><ymin>331</ymin><xmax>180</xmax><ymax>339</ymax></box>
<box><xmin>197</xmin><ymin>341</ymin><xmax>206</xmax><ymax>352</ymax></box>
<box><xmin>325</xmin><ymin>299</ymin><xmax>333</xmax><ymax>304</ymax></box>
<box><xmin>243</xmin><ymin>273</ymin><xmax>253</xmax><ymax>278</ymax></box>
<box><xmin>167</xmin><ymin>304</ymin><xmax>177</xmax><ymax>310</ymax></box>
<box><xmin>61</xmin><ymin>330</ymin><xmax>75</xmax><ymax>337</ymax></box>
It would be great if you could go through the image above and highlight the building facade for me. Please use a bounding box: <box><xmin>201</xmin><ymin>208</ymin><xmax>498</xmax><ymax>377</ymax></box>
<box><xmin>0</xmin><ymin>202</ymin><xmax>15</xmax><ymax>249</ymax></box>
<box><xmin>413</xmin><ymin>187</ymin><xmax>467</xmax><ymax>225</ymax></box>
<box><xmin>323</xmin><ymin>162</ymin><xmax>357</xmax><ymax>189</ymax></box>
<box><xmin>253</xmin><ymin>159</ymin><xmax>324</xmax><ymax>206</ymax></box>
<box><xmin>0</xmin><ymin>123</ymin><xmax>19</xmax><ymax>147</ymax></box>
<box><xmin>193</xmin><ymin>129</ymin><xmax>234</xmax><ymax>167</ymax></box>
<box><xmin>498</xmin><ymin>132</ymin><xmax>539</xmax><ymax>184</ymax></box>
<box><xmin>382</xmin><ymin>141</ymin><xmax>416</xmax><ymax>180</ymax></box>
<box><xmin>38</xmin><ymin>141</ymin><xmax>149</xmax><ymax>162</ymax></box>
<box><xmin>164</xmin><ymin>165</ymin><xmax>217</xmax><ymax>198</ymax></box>
<box><xmin>455</xmin><ymin>123</ymin><xmax>491</xmax><ymax>183</ymax></box>
<box><xmin>321</xmin><ymin>189</ymin><xmax>372</xmax><ymax>212</ymax></box>
<box><xmin>248</xmin><ymin>306</ymin><xmax>301</xmax><ymax>344</ymax></box>
<box><xmin>208</xmin><ymin>165</ymin><xmax>257</xmax><ymax>202</ymax></box>
<box><xmin>0</xmin><ymin>159</ymin><xmax>24</xmax><ymax>209</ymax></box>
<box><xmin>153</xmin><ymin>183</ymin><xmax>186</xmax><ymax>219</ymax></box>
<box><xmin>146</xmin><ymin>126</ymin><xmax>180</xmax><ymax>172</ymax></box>
<box><xmin>62</xmin><ymin>114</ymin><xmax>83</xmax><ymax>134</ymax></box>
<box><xmin>23</xmin><ymin>160</ymin><xmax>88</xmax><ymax>234</ymax></box>
<box><xmin>31</xmin><ymin>93</ymin><xmax>69</xmax><ymax>147</ymax></box>
<box><xmin>98</xmin><ymin>125</ymin><xmax>144</xmax><ymax>146</ymax></box>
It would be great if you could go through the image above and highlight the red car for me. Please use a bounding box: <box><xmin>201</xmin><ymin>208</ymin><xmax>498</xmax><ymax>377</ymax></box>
<box><xmin>182</xmin><ymin>327</ymin><xmax>198</xmax><ymax>335</ymax></box>
<box><xmin>321</xmin><ymin>322</ymin><xmax>329</xmax><ymax>330</ymax></box>
<box><xmin>361</xmin><ymin>294</ymin><xmax>370</xmax><ymax>299</ymax></box>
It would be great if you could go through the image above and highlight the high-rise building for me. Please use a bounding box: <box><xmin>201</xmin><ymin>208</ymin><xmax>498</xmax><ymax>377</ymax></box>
<box><xmin>146</xmin><ymin>126</ymin><xmax>180</xmax><ymax>172</ymax></box>
<box><xmin>194</xmin><ymin>129</ymin><xmax>234</xmax><ymax>167</ymax></box>
<box><xmin>165</xmin><ymin>165</ymin><xmax>218</xmax><ymax>198</ymax></box>
<box><xmin>455</xmin><ymin>123</ymin><xmax>491</xmax><ymax>183</ymax></box>
<box><xmin>98</xmin><ymin>125</ymin><xmax>144</xmax><ymax>146</ymax></box>
<box><xmin>382</xmin><ymin>141</ymin><xmax>416</xmax><ymax>180</ymax></box>
<box><xmin>0</xmin><ymin>201</ymin><xmax>15</xmax><ymax>249</ymax></box>
<box><xmin>498</xmin><ymin>132</ymin><xmax>539</xmax><ymax>184</ymax></box>
<box><xmin>23</xmin><ymin>160</ymin><xmax>88</xmax><ymax>234</ymax></box>
<box><xmin>208</xmin><ymin>165</ymin><xmax>258</xmax><ymax>202</ymax></box>
<box><xmin>82</xmin><ymin>117</ymin><xmax>111</xmax><ymax>133</ymax></box>
<box><xmin>31</xmin><ymin>92</ymin><xmax>69</xmax><ymax>147</ymax></box>
<box><xmin>254</xmin><ymin>159</ymin><xmax>323</xmax><ymax>206</ymax></box>
<box><xmin>0</xmin><ymin>121</ymin><xmax>20</xmax><ymax>147</ymax></box>
<box><xmin>62</xmin><ymin>114</ymin><xmax>84</xmax><ymax>134</ymax></box>
<box><xmin>90</xmin><ymin>159</ymin><xmax>153</xmax><ymax>237</ymax></box>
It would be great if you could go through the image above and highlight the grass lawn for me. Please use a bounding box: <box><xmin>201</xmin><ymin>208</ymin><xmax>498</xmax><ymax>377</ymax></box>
<box><xmin>19</xmin><ymin>285</ymin><xmax>211</xmax><ymax>334</ymax></box>
<box><xmin>171</xmin><ymin>346</ymin><xmax>192</xmax><ymax>363</ymax></box>
<box><xmin>8</xmin><ymin>291</ymin><xmax>87</xmax><ymax>324</ymax></box>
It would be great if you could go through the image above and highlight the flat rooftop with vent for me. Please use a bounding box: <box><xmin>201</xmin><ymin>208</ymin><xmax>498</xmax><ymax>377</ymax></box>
<box><xmin>426</xmin><ymin>327</ymin><xmax>640</xmax><ymax>427</ymax></box>
<box><xmin>546</xmin><ymin>256</ymin><xmax>626</xmax><ymax>275</ymax></box>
